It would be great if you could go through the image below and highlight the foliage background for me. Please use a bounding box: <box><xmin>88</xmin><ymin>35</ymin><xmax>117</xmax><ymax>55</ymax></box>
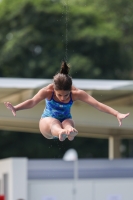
<box><xmin>0</xmin><ymin>0</ymin><xmax>133</xmax><ymax>159</ymax></box>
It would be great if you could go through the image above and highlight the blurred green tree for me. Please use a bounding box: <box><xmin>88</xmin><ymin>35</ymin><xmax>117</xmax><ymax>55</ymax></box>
<box><xmin>0</xmin><ymin>130</ymin><xmax>108</xmax><ymax>159</ymax></box>
<box><xmin>0</xmin><ymin>0</ymin><xmax>132</xmax><ymax>79</ymax></box>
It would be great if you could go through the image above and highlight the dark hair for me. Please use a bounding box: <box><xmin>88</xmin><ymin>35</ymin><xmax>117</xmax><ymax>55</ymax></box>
<box><xmin>53</xmin><ymin>61</ymin><xmax>72</xmax><ymax>90</ymax></box>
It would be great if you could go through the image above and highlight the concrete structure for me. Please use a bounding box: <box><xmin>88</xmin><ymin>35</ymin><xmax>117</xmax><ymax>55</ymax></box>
<box><xmin>0</xmin><ymin>158</ymin><xmax>27</xmax><ymax>200</ymax></box>
<box><xmin>0</xmin><ymin>78</ymin><xmax>133</xmax><ymax>159</ymax></box>
<box><xmin>0</xmin><ymin>158</ymin><xmax>133</xmax><ymax>200</ymax></box>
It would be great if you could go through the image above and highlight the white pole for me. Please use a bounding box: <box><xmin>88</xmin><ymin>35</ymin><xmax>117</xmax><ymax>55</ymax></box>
<box><xmin>73</xmin><ymin>159</ymin><xmax>78</xmax><ymax>200</ymax></box>
<box><xmin>63</xmin><ymin>149</ymin><xmax>78</xmax><ymax>200</ymax></box>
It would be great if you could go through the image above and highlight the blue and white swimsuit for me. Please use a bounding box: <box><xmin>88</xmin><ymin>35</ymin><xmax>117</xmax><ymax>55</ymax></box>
<box><xmin>41</xmin><ymin>92</ymin><xmax>73</xmax><ymax>122</ymax></box>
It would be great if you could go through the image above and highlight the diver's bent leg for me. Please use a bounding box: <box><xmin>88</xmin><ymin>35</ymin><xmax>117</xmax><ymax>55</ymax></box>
<box><xmin>50</xmin><ymin>119</ymin><xmax>69</xmax><ymax>141</ymax></box>
<box><xmin>39</xmin><ymin>117</ymin><xmax>68</xmax><ymax>141</ymax></box>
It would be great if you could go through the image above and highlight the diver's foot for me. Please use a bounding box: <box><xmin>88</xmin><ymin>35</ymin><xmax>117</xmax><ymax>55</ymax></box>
<box><xmin>68</xmin><ymin>130</ymin><xmax>78</xmax><ymax>141</ymax></box>
<box><xmin>59</xmin><ymin>130</ymin><xmax>68</xmax><ymax>142</ymax></box>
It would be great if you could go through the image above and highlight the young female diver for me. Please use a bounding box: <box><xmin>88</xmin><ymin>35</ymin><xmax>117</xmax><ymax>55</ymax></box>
<box><xmin>4</xmin><ymin>61</ymin><xmax>130</xmax><ymax>141</ymax></box>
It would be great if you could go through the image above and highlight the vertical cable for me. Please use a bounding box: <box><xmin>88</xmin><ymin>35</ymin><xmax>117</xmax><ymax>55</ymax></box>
<box><xmin>64</xmin><ymin>0</ymin><xmax>68</xmax><ymax>62</ymax></box>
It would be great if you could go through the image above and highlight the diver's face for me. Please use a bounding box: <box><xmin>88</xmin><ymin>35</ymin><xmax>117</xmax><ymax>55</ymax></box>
<box><xmin>54</xmin><ymin>90</ymin><xmax>70</xmax><ymax>102</ymax></box>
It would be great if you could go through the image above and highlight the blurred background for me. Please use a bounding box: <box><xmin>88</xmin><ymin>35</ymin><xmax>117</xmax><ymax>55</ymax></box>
<box><xmin>0</xmin><ymin>0</ymin><xmax>133</xmax><ymax>159</ymax></box>
<box><xmin>0</xmin><ymin>0</ymin><xmax>133</xmax><ymax>200</ymax></box>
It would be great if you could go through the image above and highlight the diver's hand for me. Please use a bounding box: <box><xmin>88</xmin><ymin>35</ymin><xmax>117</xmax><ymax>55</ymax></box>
<box><xmin>4</xmin><ymin>102</ymin><xmax>16</xmax><ymax>116</ymax></box>
<box><xmin>117</xmin><ymin>112</ymin><xmax>130</xmax><ymax>126</ymax></box>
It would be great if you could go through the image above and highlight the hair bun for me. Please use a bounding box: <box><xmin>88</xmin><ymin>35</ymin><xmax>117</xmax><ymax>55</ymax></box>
<box><xmin>60</xmin><ymin>61</ymin><xmax>70</xmax><ymax>74</ymax></box>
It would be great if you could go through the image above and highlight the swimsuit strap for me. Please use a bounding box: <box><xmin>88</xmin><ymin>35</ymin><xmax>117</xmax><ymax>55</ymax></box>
<box><xmin>51</xmin><ymin>91</ymin><xmax>54</xmax><ymax>100</ymax></box>
<box><xmin>70</xmin><ymin>92</ymin><xmax>73</xmax><ymax>102</ymax></box>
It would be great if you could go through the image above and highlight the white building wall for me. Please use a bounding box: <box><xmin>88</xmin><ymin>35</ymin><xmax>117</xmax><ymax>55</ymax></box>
<box><xmin>1</xmin><ymin>158</ymin><xmax>133</xmax><ymax>200</ymax></box>
<box><xmin>94</xmin><ymin>178</ymin><xmax>133</xmax><ymax>200</ymax></box>
<box><xmin>28</xmin><ymin>178</ymin><xmax>133</xmax><ymax>200</ymax></box>
<box><xmin>28</xmin><ymin>179</ymin><xmax>93</xmax><ymax>200</ymax></box>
